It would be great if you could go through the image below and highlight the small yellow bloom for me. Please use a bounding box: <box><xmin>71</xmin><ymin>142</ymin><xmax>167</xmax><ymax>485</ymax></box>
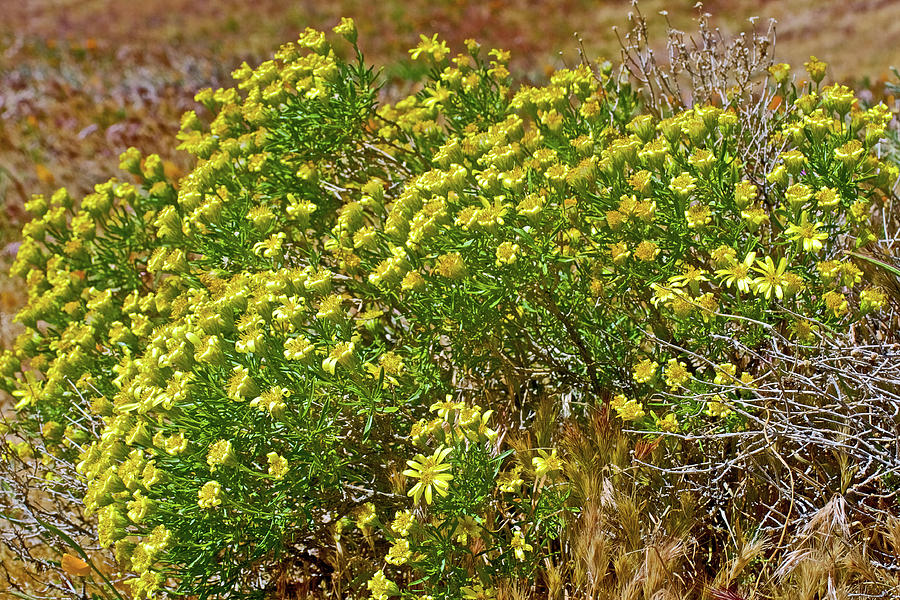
<box><xmin>706</xmin><ymin>395</ymin><xmax>732</xmax><ymax>418</ymax></box>
<box><xmin>532</xmin><ymin>448</ymin><xmax>564</xmax><ymax>478</ymax></box>
<box><xmin>495</xmin><ymin>241</ymin><xmax>520</xmax><ymax>265</ymax></box>
<box><xmin>332</xmin><ymin>17</ymin><xmax>357</xmax><ymax>42</ymax></box>
<box><xmin>713</xmin><ymin>362</ymin><xmax>737</xmax><ymax>386</ymax></box>
<box><xmin>785</xmin><ymin>212</ymin><xmax>828</xmax><ymax>253</ymax></box>
<box><xmin>511</xmin><ymin>528</ymin><xmax>533</xmax><ymax>560</ymax></box>
<box><xmin>367</xmin><ymin>570</ymin><xmax>400</xmax><ymax>600</ymax></box>
<box><xmin>785</xmin><ymin>183</ymin><xmax>813</xmax><ymax>209</ymax></box>
<box><xmin>804</xmin><ymin>55</ymin><xmax>827</xmax><ymax>83</ymax></box>
<box><xmin>385</xmin><ymin>537</ymin><xmax>411</xmax><ymax>565</ymax></box>
<box><xmin>823</xmin><ymin>290</ymin><xmax>849</xmax><ymax>318</ymax></box>
<box><xmin>664</xmin><ymin>358</ymin><xmax>690</xmax><ymax>390</ymax></box>
<box><xmin>769</xmin><ymin>62</ymin><xmax>791</xmax><ymax>84</ymax></box>
<box><xmin>391</xmin><ymin>509</ymin><xmax>415</xmax><ymax>537</ymax></box>
<box><xmin>430</xmin><ymin>395</ymin><xmax>464</xmax><ymax>420</ymax></box>
<box><xmin>266</xmin><ymin>452</ymin><xmax>289</xmax><ymax>480</ymax></box>
<box><xmin>197</xmin><ymin>480</ymin><xmax>222</xmax><ymax>509</ymax></box>
<box><xmin>610</xmin><ymin>394</ymin><xmax>646</xmax><ymax>421</ymax></box>
<box><xmin>860</xmin><ymin>287</ymin><xmax>887</xmax><ymax>314</ymax></box>
<box><xmin>632</xmin><ymin>359</ymin><xmax>659</xmax><ymax>384</ymax></box>
<box><xmin>669</xmin><ymin>172</ymin><xmax>697</xmax><ymax>199</ymax></box>
<box><xmin>752</xmin><ymin>256</ymin><xmax>789</xmax><ymax>301</ymax></box>
<box><xmin>685</xmin><ymin>204</ymin><xmax>712</xmax><ymax>228</ymax></box>
<box><xmin>403</xmin><ymin>446</ymin><xmax>453</xmax><ymax>504</ymax></box>
<box><xmin>658</xmin><ymin>413</ymin><xmax>679</xmax><ymax>433</ymax></box>
<box><xmin>733</xmin><ymin>180</ymin><xmax>758</xmax><ymax>209</ymax></box>
<box><xmin>634</xmin><ymin>240</ymin><xmax>660</xmax><ymax>262</ymax></box>
<box><xmin>716</xmin><ymin>251</ymin><xmax>756</xmax><ymax>294</ymax></box>
<box><xmin>409</xmin><ymin>34</ymin><xmax>450</xmax><ymax>62</ymax></box>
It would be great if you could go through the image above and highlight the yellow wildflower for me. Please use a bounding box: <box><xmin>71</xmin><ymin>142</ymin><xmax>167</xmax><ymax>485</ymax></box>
<box><xmin>532</xmin><ymin>448</ymin><xmax>564</xmax><ymax>478</ymax></box>
<box><xmin>403</xmin><ymin>446</ymin><xmax>453</xmax><ymax>504</ymax></box>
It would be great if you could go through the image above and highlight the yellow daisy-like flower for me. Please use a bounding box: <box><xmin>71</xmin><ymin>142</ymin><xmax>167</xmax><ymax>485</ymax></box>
<box><xmin>385</xmin><ymin>537</ymin><xmax>412</xmax><ymax>565</ymax></box>
<box><xmin>409</xmin><ymin>33</ymin><xmax>450</xmax><ymax>62</ymax></box>
<box><xmin>834</xmin><ymin>139</ymin><xmax>865</xmax><ymax>169</ymax></box>
<box><xmin>713</xmin><ymin>362</ymin><xmax>737</xmax><ymax>386</ymax></box>
<box><xmin>740</xmin><ymin>372</ymin><xmax>756</xmax><ymax>388</ymax></box>
<box><xmin>511</xmin><ymin>528</ymin><xmax>533</xmax><ymax>560</ymax></box>
<box><xmin>823</xmin><ymin>290</ymin><xmax>849</xmax><ymax>318</ymax></box>
<box><xmin>532</xmin><ymin>448</ymin><xmax>564</xmax><ymax>478</ymax></box>
<box><xmin>740</xmin><ymin>205</ymin><xmax>770</xmax><ymax>232</ymax></box>
<box><xmin>785</xmin><ymin>212</ymin><xmax>828</xmax><ymax>253</ymax></box>
<box><xmin>668</xmin><ymin>264</ymin><xmax>708</xmax><ymax>295</ymax></box>
<box><xmin>669</xmin><ymin>172</ymin><xmax>697</xmax><ymax>199</ymax></box>
<box><xmin>429</xmin><ymin>395</ymin><xmax>464</xmax><ymax>420</ymax></box>
<box><xmin>391</xmin><ymin>509</ymin><xmax>415</xmax><ymax>537</ymax></box>
<box><xmin>634</xmin><ymin>240</ymin><xmax>660</xmax><ymax>262</ymax></box>
<box><xmin>785</xmin><ymin>183</ymin><xmax>813</xmax><ymax>209</ymax></box>
<box><xmin>658</xmin><ymin>413</ymin><xmax>679</xmax><ymax>433</ymax></box>
<box><xmin>332</xmin><ymin>17</ymin><xmax>357</xmax><ymax>42</ymax></box>
<box><xmin>495</xmin><ymin>241</ymin><xmax>520</xmax><ymax>265</ymax></box>
<box><xmin>716</xmin><ymin>251</ymin><xmax>756</xmax><ymax>294</ymax></box>
<box><xmin>197</xmin><ymin>481</ymin><xmax>222</xmax><ymax>509</ymax></box>
<box><xmin>610</xmin><ymin>241</ymin><xmax>630</xmax><ymax>265</ymax></box>
<box><xmin>632</xmin><ymin>359</ymin><xmax>659</xmax><ymax>384</ymax></box>
<box><xmin>610</xmin><ymin>394</ymin><xmax>646</xmax><ymax>421</ymax></box>
<box><xmin>706</xmin><ymin>395</ymin><xmax>732</xmax><ymax>418</ymax></box>
<box><xmin>664</xmin><ymin>358</ymin><xmax>690</xmax><ymax>390</ymax></box>
<box><xmin>816</xmin><ymin>186</ymin><xmax>840</xmax><ymax>208</ymax></box>
<box><xmin>804</xmin><ymin>55</ymin><xmax>827</xmax><ymax>83</ymax></box>
<box><xmin>769</xmin><ymin>62</ymin><xmax>791</xmax><ymax>84</ymax></box>
<box><xmin>403</xmin><ymin>446</ymin><xmax>453</xmax><ymax>505</ymax></box>
<box><xmin>367</xmin><ymin>570</ymin><xmax>400</xmax><ymax>600</ymax></box>
<box><xmin>266</xmin><ymin>452</ymin><xmax>289</xmax><ymax>480</ymax></box>
<box><xmin>685</xmin><ymin>203</ymin><xmax>712</xmax><ymax>228</ymax></box>
<box><xmin>711</xmin><ymin>245</ymin><xmax>737</xmax><ymax>268</ymax></box>
<box><xmin>752</xmin><ymin>256</ymin><xmax>789</xmax><ymax>300</ymax></box>
<box><xmin>860</xmin><ymin>287</ymin><xmax>887</xmax><ymax>314</ymax></box>
<box><xmin>733</xmin><ymin>180</ymin><xmax>758</xmax><ymax>208</ymax></box>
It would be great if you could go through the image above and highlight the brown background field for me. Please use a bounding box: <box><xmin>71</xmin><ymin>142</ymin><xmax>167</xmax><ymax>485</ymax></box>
<box><xmin>2</xmin><ymin>0</ymin><xmax>900</xmax><ymax>348</ymax></box>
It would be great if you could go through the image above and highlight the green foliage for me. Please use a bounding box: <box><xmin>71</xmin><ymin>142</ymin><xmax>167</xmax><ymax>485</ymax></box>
<box><xmin>3</xmin><ymin>18</ymin><xmax>899</xmax><ymax>600</ymax></box>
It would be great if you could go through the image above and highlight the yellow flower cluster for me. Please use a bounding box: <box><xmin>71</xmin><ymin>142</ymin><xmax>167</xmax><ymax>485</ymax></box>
<box><xmin>5</xmin><ymin>20</ymin><xmax>897</xmax><ymax>600</ymax></box>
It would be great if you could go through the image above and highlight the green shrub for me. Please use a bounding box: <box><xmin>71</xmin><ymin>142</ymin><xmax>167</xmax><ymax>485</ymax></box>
<box><xmin>4</xmin><ymin>17</ymin><xmax>900</xmax><ymax>600</ymax></box>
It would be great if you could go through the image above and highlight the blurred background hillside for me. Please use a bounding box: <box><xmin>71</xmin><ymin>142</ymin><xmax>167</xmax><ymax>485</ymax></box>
<box><xmin>2</xmin><ymin>0</ymin><xmax>900</xmax><ymax>348</ymax></box>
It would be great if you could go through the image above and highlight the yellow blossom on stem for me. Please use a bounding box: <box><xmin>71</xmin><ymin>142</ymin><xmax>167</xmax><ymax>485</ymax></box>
<box><xmin>632</xmin><ymin>358</ymin><xmax>659</xmax><ymax>384</ymax></box>
<box><xmin>197</xmin><ymin>481</ymin><xmax>222</xmax><ymax>509</ymax></box>
<box><xmin>716</xmin><ymin>251</ymin><xmax>756</xmax><ymax>294</ymax></box>
<box><xmin>403</xmin><ymin>446</ymin><xmax>453</xmax><ymax>504</ymax></box>
<box><xmin>367</xmin><ymin>570</ymin><xmax>399</xmax><ymax>600</ymax></box>
<box><xmin>511</xmin><ymin>528</ymin><xmax>533</xmax><ymax>560</ymax></box>
<box><xmin>610</xmin><ymin>394</ymin><xmax>646</xmax><ymax>421</ymax></box>
<box><xmin>752</xmin><ymin>256</ymin><xmax>789</xmax><ymax>300</ymax></box>
<box><xmin>785</xmin><ymin>212</ymin><xmax>828</xmax><ymax>253</ymax></box>
<box><xmin>706</xmin><ymin>395</ymin><xmax>732</xmax><ymax>418</ymax></box>
<box><xmin>658</xmin><ymin>413</ymin><xmax>679</xmax><ymax>433</ymax></box>
<box><xmin>664</xmin><ymin>358</ymin><xmax>690</xmax><ymax>390</ymax></box>
<box><xmin>532</xmin><ymin>448</ymin><xmax>564</xmax><ymax>478</ymax></box>
<box><xmin>409</xmin><ymin>34</ymin><xmax>450</xmax><ymax>62</ymax></box>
